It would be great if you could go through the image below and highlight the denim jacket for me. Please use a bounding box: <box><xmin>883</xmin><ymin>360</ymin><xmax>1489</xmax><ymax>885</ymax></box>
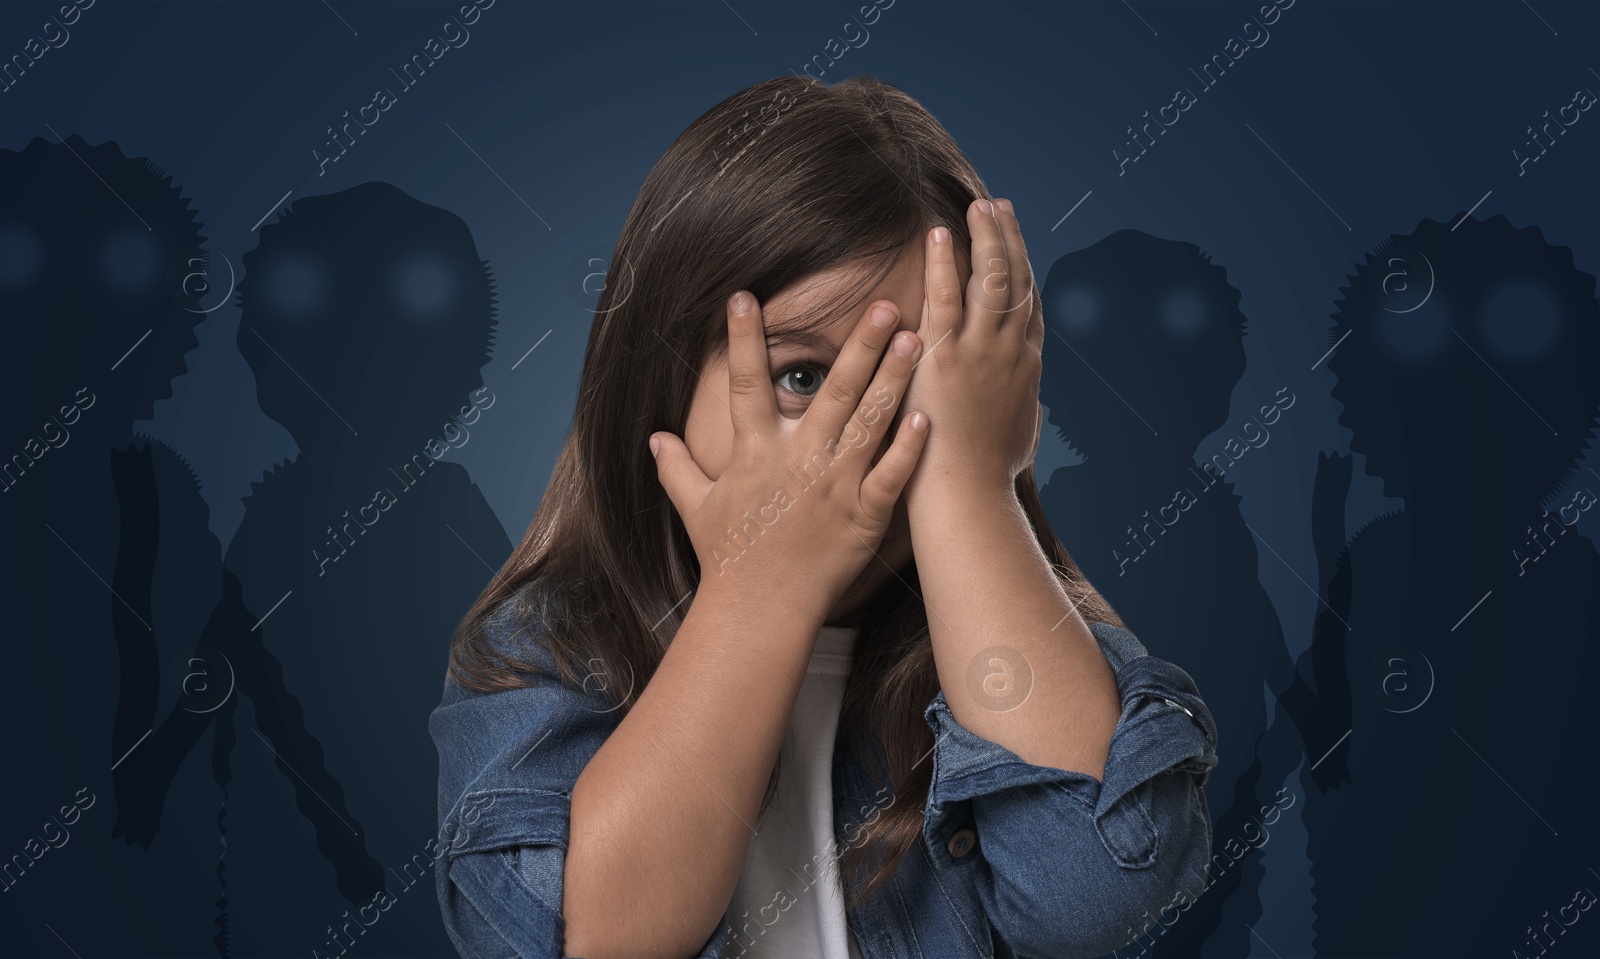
<box><xmin>430</xmin><ymin>586</ymin><xmax>1219</xmax><ymax>959</ymax></box>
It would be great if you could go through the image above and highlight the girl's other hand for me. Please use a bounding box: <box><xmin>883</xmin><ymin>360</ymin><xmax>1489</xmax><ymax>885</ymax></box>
<box><xmin>903</xmin><ymin>198</ymin><xmax>1045</xmax><ymax>495</ymax></box>
<box><xmin>650</xmin><ymin>292</ymin><xmax>929</xmax><ymax>614</ymax></box>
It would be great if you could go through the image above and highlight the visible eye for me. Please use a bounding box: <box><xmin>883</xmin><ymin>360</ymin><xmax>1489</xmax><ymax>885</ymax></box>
<box><xmin>774</xmin><ymin>362</ymin><xmax>828</xmax><ymax>398</ymax></box>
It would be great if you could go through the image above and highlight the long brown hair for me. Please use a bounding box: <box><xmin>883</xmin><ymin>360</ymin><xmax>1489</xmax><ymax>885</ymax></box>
<box><xmin>447</xmin><ymin>73</ymin><xmax>1120</xmax><ymax>909</ymax></box>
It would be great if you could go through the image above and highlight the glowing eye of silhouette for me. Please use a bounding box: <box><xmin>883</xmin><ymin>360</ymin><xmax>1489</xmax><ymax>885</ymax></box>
<box><xmin>391</xmin><ymin>251</ymin><xmax>457</xmax><ymax>326</ymax></box>
<box><xmin>97</xmin><ymin>225</ymin><xmax>164</xmax><ymax>298</ymax></box>
<box><xmin>1476</xmin><ymin>276</ymin><xmax>1562</xmax><ymax>366</ymax></box>
<box><xmin>0</xmin><ymin>220</ymin><xmax>43</xmax><ymax>294</ymax></box>
<box><xmin>254</xmin><ymin>251</ymin><xmax>327</xmax><ymax>322</ymax></box>
<box><xmin>1160</xmin><ymin>288</ymin><xmax>1207</xmax><ymax>340</ymax></box>
<box><xmin>1051</xmin><ymin>281</ymin><xmax>1104</xmax><ymax>335</ymax></box>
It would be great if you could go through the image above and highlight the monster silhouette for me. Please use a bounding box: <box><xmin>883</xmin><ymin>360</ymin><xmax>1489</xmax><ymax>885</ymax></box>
<box><xmin>0</xmin><ymin>134</ymin><xmax>221</xmax><ymax>957</ymax></box>
<box><xmin>1038</xmin><ymin>231</ymin><xmax>1346</xmax><ymax>958</ymax></box>
<box><xmin>109</xmin><ymin>181</ymin><xmax>512</xmax><ymax>957</ymax></box>
<box><xmin>1303</xmin><ymin>213</ymin><xmax>1600</xmax><ymax>956</ymax></box>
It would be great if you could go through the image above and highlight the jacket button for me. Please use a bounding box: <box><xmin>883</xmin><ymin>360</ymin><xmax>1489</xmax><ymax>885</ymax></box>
<box><xmin>946</xmin><ymin>827</ymin><xmax>976</xmax><ymax>859</ymax></box>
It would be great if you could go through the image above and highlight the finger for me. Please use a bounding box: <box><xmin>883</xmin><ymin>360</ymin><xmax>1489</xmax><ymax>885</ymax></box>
<box><xmin>649</xmin><ymin>431</ymin><xmax>711</xmax><ymax>517</ymax></box>
<box><xmin>860</xmin><ymin>409</ymin><xmax>930</xmax><ymax>521</ymax></box>
<box><xmin>800</xmin><ymin>299</ymin><xmax>903</xmax><ymax>446</ymax></box>
<box><xmin>992</xmin><ymin>198</ymin><xmax>1038</xmax><ymax>329</ymax></box>
<box><xmin>830</xmin><ymin>328</ymin><xmax>921</xmax><ymax>475</ymax></box>
<box><xmin>995</xmin><ymin>199</ymin><xmax>1045</xmax><ymax>350</ymax></box>
<box><xmin>724</xmin><ymin>291</ymin><xmax>779</xmax><ymax>445</ymax></box>
<box><xmin>1025</xmin><ymin>285</ymin><xmax>1045</xmax><ymax>354</ymax></box>
<box><xmin>921</xmin><ymin>224</ymin><xmax>961</xmax><ymax>362</ymax></box>
<box><xmin>966</xmin><ymin>198</ymin><xmax>1011</xmax><ymax>331</ymax></box>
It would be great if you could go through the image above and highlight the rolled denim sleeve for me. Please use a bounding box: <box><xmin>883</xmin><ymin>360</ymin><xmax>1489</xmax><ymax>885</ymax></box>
<box><xmin>919</xmin><ymin>621</ymin><xmax>1218</xmax><ymax>958</ymax></box>
<box><xmin>430</xmin><ymin>596</ymin><xmax>730</xmax><ymax>959</ymax></box>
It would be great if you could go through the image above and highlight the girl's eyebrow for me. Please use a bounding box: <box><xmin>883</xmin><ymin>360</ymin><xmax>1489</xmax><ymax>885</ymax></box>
<box><xmin>765</xmin><ymin>328</ymin><xmax>842</xmax><ymax>357</ymax></box>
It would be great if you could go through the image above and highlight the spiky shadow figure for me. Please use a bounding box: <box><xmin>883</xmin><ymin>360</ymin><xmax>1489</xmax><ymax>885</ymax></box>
<box><xmin>1</xmin><ymin>134</ymin><xmax>223</xmax><ymax>958</ymax></box>
<box><xmin>1038</xmin><ymin>231</ymin><xmax>1347</xmax><ymax>957</ymax></box>
<box><xmin>1302</xmin><ymin>213</ymin><xmax>1599</xmax><ymax>956</ymax></box>
<box><xmin>109</xmin><ymin>181</ymin><xmax>510</xmax><ymax>957</ymax></box>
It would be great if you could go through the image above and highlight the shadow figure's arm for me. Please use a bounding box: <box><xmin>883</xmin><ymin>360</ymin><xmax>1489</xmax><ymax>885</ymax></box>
<box><xmin>109</xmin><ymin>443</ymin><xmax>190</xmax><ymax>847</ymax></box>
<box><xmin>1290</xmin><ymin>547</ymin><xmax>1354</xmax><ymax>791</ymax></box>
<box><xmin>111</xmin><ymin>562</ymin><xmax>232</xmax><ymax>847</ymax></box>
<box><xmin>1264</xmin><ymin>452</ymin><xmax>1355</xmax><ymax>787</ymax></box>
<box><xmin>220</xmin><ymin>568</ymin><xmax>385</xmax><ymax>905</ymax></box>
<box><xmin>110</xmin><ymin>440</ymin><xmax>236</xmax><ymax>847</ymax></box>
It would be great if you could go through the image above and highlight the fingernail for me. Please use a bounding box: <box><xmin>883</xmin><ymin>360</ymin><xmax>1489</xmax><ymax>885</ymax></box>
<box><xmin>996</xmin><ymin>198</ymin><xmax>1013</xmax><ymax>214</ymax></box>
<box><xmin>730</xmin><ymin>291</ymin><xmax>751</xmax><ymax>313</ymax></box>
<box><xmin>977</xmin><ymin>199</ymin><xmax>994</xmax><ymax>216</ymax></box>
<box><xmin>649</xmin><ymin>435</ymin><xmax>660</xmax><ymax>456</ymax></box>
<box><xmin>931</xmin><ymin>226</ymin><xmax>949</xmax><ymax>244</ymax></box>
<box><xmin>892</xmin><ymin>331</ymin><xmax>915</xmax><ymax>355</ymax></box>
<box><xmin>909</xmin><ymin>411</ymin><xmax>927</xmax><ymax>431</ymax></box>
<box><xmin>870</xmin><ymin>304</ymin><xmax>897</xmax><ymax>328</ymax></box>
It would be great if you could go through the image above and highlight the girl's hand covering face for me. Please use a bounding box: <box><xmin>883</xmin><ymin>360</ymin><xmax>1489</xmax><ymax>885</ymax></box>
<box><xmin>903</xmin><ymin>198</ymin><xmax>1046</xmax><ymax>493</ymax></box>
<box><xmin>649</xmin><ymin>292</ymin><xmax>930</xmax><ymax>611</ymax></box>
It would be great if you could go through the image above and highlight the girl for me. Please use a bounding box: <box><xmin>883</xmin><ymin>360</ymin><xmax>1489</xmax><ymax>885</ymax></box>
<box><xmin>431</xmin><ymin>75</ymin><xmax>1218</xmax><ymax>959</ymax></box>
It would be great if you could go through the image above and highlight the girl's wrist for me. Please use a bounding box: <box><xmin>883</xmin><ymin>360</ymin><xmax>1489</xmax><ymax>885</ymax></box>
<box><xmin>694</xmin><ymin>568</ymin><xmax>833</xmax><ymax>634</ymax></box>
<box><xmin>905</xmin><ymin>458</ymin><xmax>1019</xmax><ymax>511</ymax></box>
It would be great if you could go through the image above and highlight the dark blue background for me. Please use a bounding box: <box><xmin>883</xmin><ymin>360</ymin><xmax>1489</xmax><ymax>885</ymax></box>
<box><xmin>2</xmin><ymin>1</ymin><xmax>1596</xmax><ymax>956</ymax></box>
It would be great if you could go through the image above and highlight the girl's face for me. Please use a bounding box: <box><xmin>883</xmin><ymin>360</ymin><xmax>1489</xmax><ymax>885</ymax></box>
<box><xmin>684</xmin><ymin>238</ymin><xmax>973</xmax><ymax>625</ymax></box>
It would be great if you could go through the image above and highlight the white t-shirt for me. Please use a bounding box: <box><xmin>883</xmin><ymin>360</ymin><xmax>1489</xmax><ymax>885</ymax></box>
<box><xmin>723</xmin><ymin>624</ymin><xmax>866</xmax><ymax>959</ymax></box>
